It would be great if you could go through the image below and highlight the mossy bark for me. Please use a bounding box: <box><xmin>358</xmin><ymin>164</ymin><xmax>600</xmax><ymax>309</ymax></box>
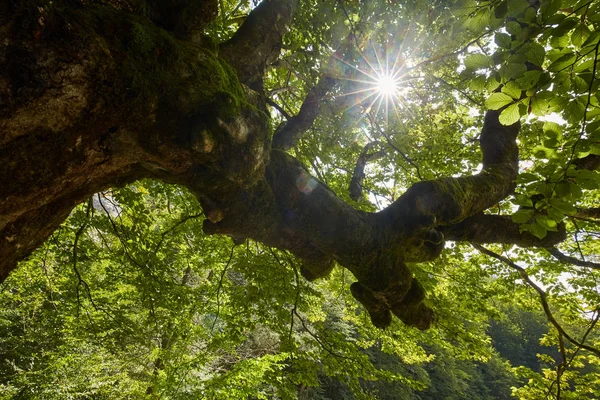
<box><xmin>0</xmin><ymin>0</ymin><xmax>270</xmax><ymax>278</ymax></box>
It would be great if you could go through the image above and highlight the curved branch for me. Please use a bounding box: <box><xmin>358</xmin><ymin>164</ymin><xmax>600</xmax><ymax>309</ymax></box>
<box><xmin>546</xmin><ymin>247</ymin><xmax>600</xmax><ymax>270</ymax></box>
<box><xmin>137</xmin><ymin>0</ymin><xmax>218</xmax><ymax>39</ymax></box>
<box><xmin>272</xmin><ymin>76</ymin><xmax>336</xmax><ymax>149</ymax></box>
<box><xmin>368</xmin><ymin>115</ymin><xmax>423</xmax><ymax>181</ymax></box>
<box><xmin>349</xmin><ymin>142</ymin><xmax>385</xmax><ymax>201</ymax></box>
<box><xmin>271</xmin><ymin>31</ymin><xmax>365</xmax><ymax>150</ymax></box>
<box><xmin>219</xmin><ymin>0</ymin><xmax>299</xmax><ymax>90</ymax></box>
<box><xmin>473</xmin><ymin>244</ymin><xmax>600</xmax><ymax>358</ymax></box>
<box><xmin>574</xmin><ymin>207</ymin><xmax>600</xmax><ymax>220</ymax></box>
<box><xmin>377</xmin><ymin>110</ymin><xmax>519</xmax><ymax>231</ymax></box>
<box><xmin>573</xmin><ymin>154</ymin><xmax>600</xmax><ymax>171</ymax></box>
<box><xmin>441</xmin><ymin>214</ymin><xmax>567</xmax><ymax>248</ymax></box>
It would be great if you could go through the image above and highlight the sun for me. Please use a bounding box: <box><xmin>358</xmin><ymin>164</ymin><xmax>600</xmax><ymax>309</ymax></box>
<box><xmin>328</xmin><ymin>40</ymin><xmax>416</xmax><ymax>125</ymax></box>
<box><xmin>375</xmin><ymin>74</ymin><xmax>399</xmax><ymax>97</ymax></box>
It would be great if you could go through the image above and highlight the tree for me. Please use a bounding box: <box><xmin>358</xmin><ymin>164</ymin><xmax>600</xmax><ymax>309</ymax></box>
<box><xmin>1</xmin><ymin>0</ymin><xmax>599</xmax><ymax>396</ymax></box>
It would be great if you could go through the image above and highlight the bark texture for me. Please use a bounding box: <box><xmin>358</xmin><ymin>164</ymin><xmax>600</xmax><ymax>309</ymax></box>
<box><xmin>0</xmin><ymin>0</ymin><xmax>567</xmax><ymax>329</ymax></box>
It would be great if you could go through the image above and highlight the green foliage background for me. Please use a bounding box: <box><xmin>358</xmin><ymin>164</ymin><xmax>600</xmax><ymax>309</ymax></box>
<box><xmin>2</xmin><ymin>0</ymin><xmax>600</xmax><ymax>398</ymax></box>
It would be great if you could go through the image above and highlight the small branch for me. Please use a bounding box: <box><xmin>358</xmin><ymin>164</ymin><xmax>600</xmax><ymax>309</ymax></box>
<box><xmin>293</xmin><ymin>309</ymin><xmax>348</xmax><ymax>359</ymax></box>
<box><xmin>349</xmin><ymin>142</ymin><xmax>385</xmax><ymax>201</ymax></box>
<box><xmin>368</xmin><ymin>114</ymin><xmax>423</xmax><ymax>180</ymax></box>
<box><xmin>287</xmin><ymin>254</ymin><xmax>301</xmax><ymax>343</ymax></box>
<box><xmin>546</xmin><ymin>247</ymin><xmax>600</xmax><ymax>270</ymax></box>
<box><xmin>473</xmin><ymin>244</ymin><xmax>600</xmax><ymax>358</ymax></box>
<box><xmin>41</xmin><ymin>241</ymin><xmax>59</xmax><ymax>312</ymax></box>
<box><xmin>210</xmin><ymin>244</ymin><xmax>236</xmax><ymax>333</ymax></box>
<box><xmin>97</xmin><ymin>194</ymin><xmax>146</xmax><ymax>272</ymax></box>
<box><xmin>434</xmin><ymin>76</ymin><xmax>482</xmax><ymax>106</ymax></box>
<box><xmin>560</xmin><ymin>40</ymin><xmax>600</xmax><ymax>181</ymax></box>
<box><xmin>272</xmin><ymin>76</ymin><xmax>336</xmax><ymax>150</ymax></box>
<box><xmin>266</xmin><ymin>98</ymin><xmax>292</xmax><ymax>120</ymax></box>
<box><xmin>547</xmin><ymin>309</ymin><xmax>599</xmax><ymax>399</ymax></box>
<box><xmin>72</xmin><ymin>199</ymin><xmax>99</xmax><ymax>315</ymax></box>
<box><xmin>154</xmin><ymin>213</ymin><xmax>203</xmax><ymax>253</ymax></box>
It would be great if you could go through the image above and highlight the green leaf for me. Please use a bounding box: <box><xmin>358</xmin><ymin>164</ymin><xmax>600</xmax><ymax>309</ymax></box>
<box><xmin>495</xmin><ymin>32</ymin><xmax>512</xmax><ymax>49</ymax></box>
<box><xmin>506</xmin><ymin>21</ymin><xmax>522</xmax><ymax>36</ymax></box>
<box><xmin>494</xmin><ymin>1</ymin><xmax>508</xmax><ymax>19</ymax></box>
<box><xmin>512</xmin><ymin>209</ymin><xmax>534</xmax><ymax>223</ymax></box>
<box><xmin>469</xmin><ymin>75</ymin><xmax>487</xmax><ymax>91</ymax></box>
<box><xmin>502</xmin><ymin>81</ymin><xmax>522</xmax><ymax>100</ymax></box>
<box><xmin>486</xmin><ymin>75</ymin><xmax>501</xmax><ymax>91</ymax></box>
<box><xmin>465</xmin><ymin>53</ymin><xmax>491</xmax><ymax>70</ymax></box>
<box><xmin>529</xmin><ymin>222</ymin><xmax>548</xmax><ymax>239</ymax></box>
<box><xmin>508</xmin><ymin>0</ymin><xmax>529</xmax><ymax>14</ymax></box>
<box><xmin>517</xmin><ymin>172</ymin><xmax>539</xmax><ymax>184</ymax></box>
<box><xmin>541</xmin><ymin>0</ymin><xmax>562</xmax><ymax>22</ymax></box>
<box><xmin>499</xmin><ymin>102</ymin><xmax>521</xmax><ymax>125</ymax></box>
<box><xmin>587</xmin><ymin>119</ymin><xmax>600</xmax><ymax>135</ymax></box>
<box><xmin>571</xmin><ymin>75</ymin><xmax>588</xmax><ymax>93</ymax></box>
<box><xmin>569</xmin><ymin>182</ymin><xmax>583</xmax><ymax>199</ymax></box>
<box><xmin>545</xmin><ymin>13</ymin><xmax>566</xmax><ymax>26</ymax></box>
<box><xmin>525</xmin><ymin>44</ymin><xmax>545</xmax><ymax>67</ymax></box>
<box><xmin>547</xmin><ymin>53</ymin><xmax>577</xmax><ymax>72</ymax></box>
<box><xmin>531</xmin><ymin>95</ymin><xmax>551</xmax><ymax>115</ymax></box>
<box><xmin>516</xmin><ymin>70</ymin><xmax>542</xmax><ymax>90</ymax></box>
<box><xmin>535</xmin><ymin>215</ymin><xmax>558</xmax><ymax>231</ymax></box>
<box><xmin>543</xmin><ymin>121</ymin><xmax>562</xmax><ymax>137</ymax></box>
<box><xmin>486</xmin><ymin>92</ymin><xmax>514</xmax><ymax>110</ymax></box>
<box><xmin>549</xmin><ymin>198</ymin><xmax>577</xmax><ymax>214</ymax></box>
<box><xmin>571</xmin><ymin>24</ymin><xmax>591</xmax><ymax>47</ymax></box>
<box><xmin>551</xmin><ymin>17</ymin><xmax>578</xmax><ymax>37</ymax></box>
<box><xmin>547</xmin><ymin>206</ymin><xmax>565</xmax><ymax>221</ymax></box>
<box><xmin>505</xmin><ymin>62</ymin><xmax>527</xmax><ymax>80</ymax></box>
<box><xmin>512</xmin><ymin>193</ymin><xmax>534</xmax><ymax>206</ymax></box>
<box><xmin>565</xmin><ymin>98</ymin><xmax>585</xmax><ymax>123</ymax></box>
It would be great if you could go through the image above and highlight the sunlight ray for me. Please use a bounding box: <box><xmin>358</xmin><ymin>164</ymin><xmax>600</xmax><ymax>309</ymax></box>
<box><xmin>335</xmin><ymin>87</ymin><xmax>379</xmax><ymax>97</ymax></box>
<box><xmin>340</xmin><ymin>90</ymin><xmax>381</xmax><ymax>114</ymax></box>
<box><xmin>331</xmin><ymin>54</ymin><xmax>378</xmax><ymax>81</ymax></box>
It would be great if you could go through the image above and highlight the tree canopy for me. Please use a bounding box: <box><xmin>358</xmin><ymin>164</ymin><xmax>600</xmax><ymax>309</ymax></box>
<box><xmin>0</xmin><ymin>0</ymin><xmax>599</xmax><ymax>398</ymax></box>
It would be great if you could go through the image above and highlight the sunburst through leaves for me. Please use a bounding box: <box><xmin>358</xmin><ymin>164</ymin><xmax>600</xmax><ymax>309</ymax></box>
<box><xmin>329</xmin><ymin>39</ymin><xmax>417</xmax><ymax>125</ymax></box>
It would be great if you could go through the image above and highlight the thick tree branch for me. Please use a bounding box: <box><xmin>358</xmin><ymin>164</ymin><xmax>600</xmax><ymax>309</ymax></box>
<box><xmin>194</xmin><ymin>111</ymin><xmax>520</xmax><ymax>330</ymax></box>
<box><xmin>0</xmin><ymin>1</ymin><xmax>527</xmax><ymax>333</ymax></box>
<box><xmin>574</xmin><ymin>207</ymin><xmax>600</xmax><ymax>220</ymax></box>
<box><xmin>219</xmin><ymin>0</ymin><xmax>298</xmax><ymax>90</ymax></box>
<box><xmin>573</xmin><ymin>154</ymin><xmax>600</xmax><ymax>171</ymax></box>
<box><xmin>272</xmin><ymin>76</ymin><xmax>336</xmax><ymax>150</ymax></box>
<box><xmin>377</xmin><ymin>110</ymin><xmax>519</xmax><ymax>231</ymax></box>
<box><xmin>546</xmin><ymin>247</ymin><xmax>600</xmax><ymax>270</ymax></box>
<box><xmin>271</xmin><ymin>32</ymin><xmax>364</xmax><ymax>150</ymax></box>
<box><xmin>441</xmin><ymin>214</ymin><xmax>567</xmax><ymax>248</ymax></box>
<box><xmin>135</xmin><ymin>0</ymin><xmax>218</xmax><ymax>40</ymax></box>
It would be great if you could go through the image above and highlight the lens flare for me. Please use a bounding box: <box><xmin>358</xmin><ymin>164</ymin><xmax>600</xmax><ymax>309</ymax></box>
<box><xmin>328</xmin><ymin>36</ymin><xmax>421</xmax><ymax>126</ymax></box>
<box><xmin>375</xmin><ymin>74</ymin><xmax>399</xmax><ymax>97</ymax></box>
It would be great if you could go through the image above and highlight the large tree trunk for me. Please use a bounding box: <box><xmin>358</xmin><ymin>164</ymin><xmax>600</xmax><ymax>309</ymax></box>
<box><xmin>0</xmin><ymin>0</ymin><xmax>271</xmax><ymax>277</ymax></box>
<box><xmin>0</xmin><ymin>0</ymin><xmax>566</xmax><ymax>329</ymax></box>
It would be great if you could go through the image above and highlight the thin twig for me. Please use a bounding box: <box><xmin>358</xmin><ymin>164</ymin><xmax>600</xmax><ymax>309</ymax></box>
<box><xmin>473</xmin><ymin>243</ymin><xmax>600</xmax><ymax>357</ymax></box>
<box><xmin>72</xmin><ymin>199</ymin><xmax>100</xmax><ymax>314</ymax></box>
<box><xmin>154</xmin><ymin>213</ymin><xmax>203</xmax><ymax>253</ymax></box>
<box><xmin>210</xmin><ymin>244</ymin><xmax>236</xmax><ymax>333</ymax></box>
